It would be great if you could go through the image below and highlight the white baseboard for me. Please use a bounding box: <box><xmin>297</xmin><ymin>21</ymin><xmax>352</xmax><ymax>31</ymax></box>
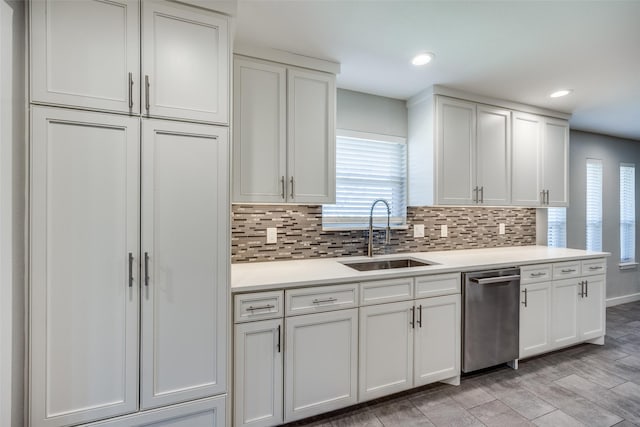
<box><xmin>606</xmin><ymin>292</ymin><xmax>640</xmax><ymax>307</ymax></box>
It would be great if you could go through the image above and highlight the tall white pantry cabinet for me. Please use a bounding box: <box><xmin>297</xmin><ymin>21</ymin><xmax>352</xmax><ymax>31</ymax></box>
<box><xmin>28</xmin><ymin>1</ymin><xmax>231</xmax><ymax>426</ymax></box>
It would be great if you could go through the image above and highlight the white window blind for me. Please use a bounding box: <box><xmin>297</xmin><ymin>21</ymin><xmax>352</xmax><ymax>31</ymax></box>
<box><xmin>586</xmin><ymin>159</ymin><xmax>603</xmax><ymax>251</ymax></box>
<box><xmin>547</xmin><ymin>207</ymin><xmax>567</xmax><ymax>248</ymax></box>
<box><xmin>620</xmin><ymin>164</ymin><xmax>635</xmax><ymax>263</ymax></box>
<box><xmin>322</xmin><ymin>133</ymin><xmax>407</xmax><ymax>228</ymax></box>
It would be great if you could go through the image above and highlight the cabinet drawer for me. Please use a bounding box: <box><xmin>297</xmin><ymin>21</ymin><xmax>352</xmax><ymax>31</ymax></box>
<box><xmin>360</xmin><ymin>277</ymin><xmax>413</xmax><ymax>305</ymax></box>
<box><xmin>520</xmin><ymin>264</ymin><xmax>552</xmax><ymax>284</ymax></box>
<box><xmin>235</xmin><ymin>290</ymin><xmax>284</xmax><ymax>323</ymax></box>
<box><xmin>286</xmin><ymin>284</ymin><xmax>358</xmax><ymax>316</ymax></box>
<box><xmin>415</xmin><ymin>273</ymin><xmax>461</xmax><ymax>298</ymax></box>
<box><xmin>552</xmin><ymin>261</ymin><xmax>581</xmax><ymax>280</ymax></box>
<box><xmin>582</xmin><ymin>258</ymin><xmax>607</xmax><ymax>276</ymax></box>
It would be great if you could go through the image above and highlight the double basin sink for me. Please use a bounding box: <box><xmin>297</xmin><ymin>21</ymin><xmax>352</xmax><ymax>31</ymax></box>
<box><xmin>341</xmin><ymin>257</ymin><xmax>438</xmax><ymax>272</ymax></box>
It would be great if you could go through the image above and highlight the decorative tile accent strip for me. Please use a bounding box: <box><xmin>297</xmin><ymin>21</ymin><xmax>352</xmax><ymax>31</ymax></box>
<box><xmin>232</xmin><ymin>205</ymin><xmax>536</xmax><ymax>263</ymax></box>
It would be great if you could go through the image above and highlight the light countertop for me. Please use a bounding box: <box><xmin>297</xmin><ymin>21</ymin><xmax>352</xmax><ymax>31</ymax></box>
<box><xmin>231</xmin><ymin>245</ymin><xmax>609</xmax><ymax>293</ymax></box>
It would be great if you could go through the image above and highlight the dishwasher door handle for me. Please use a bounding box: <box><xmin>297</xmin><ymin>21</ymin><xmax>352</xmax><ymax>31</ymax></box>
<box><xmin>469</xmin><ymin>274</ymin><xmax>521</xmax><ymax>285</ymax></box>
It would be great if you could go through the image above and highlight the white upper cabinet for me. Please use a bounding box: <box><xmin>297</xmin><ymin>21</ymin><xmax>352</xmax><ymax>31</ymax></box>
<box><xmin>30</xmin><ymin>106</ymin><xmax>140</xmax><ymax>427</ymax></box>
<box><xmin>436</xmin><ymin>97</ymin><xmax>477</xmax><ymax>205</ymax></box>
<box><xmin>142</xmin><ymin>1</ymin><xmax>229</xmax><ymax>124</ymax></box>
<box><xmin>31</xmin><ymin>0</ymin><xmax>229</xmax><ymax>124</ymax></box>
<box><xmin>30</xmin><ymin>0</ymin><xmax>140</xmax><ymax>114</ymax></box>
<box><xmin>476</xmin><ymin>105</ymin><xmax>511</xmax><ymax>205</ymax></box>
<box><xmin>542</xmin><ymin>118</ymin><xmax>570</xmax><ymax>206</ymax></box>
<box><xmin>511</xmin><ymin>112</ymin><xmax>543</xmax><ymax>206</ymax></box>
<box><xmin>140</xmin><ymin>119</ymin><xmax>228</xmax><ymax>409</ymax></box>
<box><xmin>232</xmin><ymin>55</ymin><xmax>336</xmax><ymax>204</ymax></box>
<box><xmin>408</xmin><ymin>88</ymin><xmax>568</xmax><ymax>207</ymax></box>
<box><xmin>232</xmin><ymin>57</ymin><xmax>287</xmax><ymax>203</ymax></box>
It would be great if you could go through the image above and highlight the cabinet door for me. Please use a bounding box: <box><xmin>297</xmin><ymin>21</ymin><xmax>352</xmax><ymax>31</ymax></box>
<box><xmin>234</xmin><ymin>320</ymin><xmax>283</xmax><ymax>427</ymax></box>
<box><xmin>284</xmin><ymin>309</ymin><xmax>358</xmax><ymax>422</ymax></box>
<box><xmin>476</xmin><ymin>105</ymin><xmax>510</xmax><ymax>205</ymax></box>
<box><xmin>30</xmin><ymin>0</ymin><xmax>140</xmax><ymax>114</ymax></box>
<box><xmin>30</xmin><ymin>107</ymin><xmax>140</xmax><ymax>427</ymax></box>
<box><xmin>414</xmin><ymin>295</ymin><xmax>461</xmax><ymax>386</ymax></box>
<box><xmin>142</xmin><ymin>1</ymin><xmax>229</xmax><ymax>124</ymax></box>
<box><xmin>511</xmin><ymin>112</ymin><xmax>543</xmax><ymax>206</ymax></box>
<box><xmin>232</xmin><ymin>57</ymin><xmax>287</xmax><ymax>203</ymax></box>
<box><xmin>141</xmin><ymin>120</ymin><xmax>228</xmax><ymax>409</ymax></box>
<box><xmin>519</xmin><ymin>282</ymin><xmax>552</xmax><ymax>359</ymax></box>
<box><xmin>579</xmin><ymin>275</ymin><xmax>606</xmax><ymax>341</ymax></box>
<box><xmin>542</xmin><ymin>118</ymin><xmax>569</xmax><ymax>206</ymax></box>
<box><xmin>287</xmin><ymin>68</ymin><xmax>336</xmax><ymax>204</ymax></box>
<box><xmin>359</xmin><ymin>301</ymin><xmax>414</xmax><ymax>402</ymax></box>
<box><xmin>435</xmin><ymin>97</ymin><xmax>476</xmax><ymax>205</ymax></box>
<box><xmin>551</xmin><ymin>279</ymin><xmax>580</xmax><ymax>348</ymax></box>
<box><xmin>83</xmin><ymin>395</ymin><xmax>226</xmax><ymax>427</ymax></box>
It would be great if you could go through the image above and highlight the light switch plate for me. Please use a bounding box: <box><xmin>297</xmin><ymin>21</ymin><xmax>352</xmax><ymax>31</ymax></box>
<box><xmin>499</xmin><ymin>223</ymin><xmax>506</xmax><ymax>235</ymax></box>
<box><xmin>440</xmin><ymin>224</ymin><xmax>448</xmax><ymax>238</ymax></box>
<box><xmin>266</xmin><ymin>227</ymin><xmax>277</xmax><ymax>244</ymax></box>
<box><xmin>414</xmin><ymin>224</ymin><xmax>425</xmax><ymax>238</ymax></box>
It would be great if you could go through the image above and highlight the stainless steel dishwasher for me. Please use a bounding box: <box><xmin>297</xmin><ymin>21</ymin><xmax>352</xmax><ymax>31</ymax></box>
<box><xmin>462</xmin><ymin>267</ymin><xmax>521</xmax><ymax>373</ymax></box>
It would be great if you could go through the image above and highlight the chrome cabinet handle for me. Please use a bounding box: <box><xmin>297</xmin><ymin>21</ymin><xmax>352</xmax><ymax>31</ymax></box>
<box><xmin>561</xmin><ymin>268</ymin><xmax>577</xmax><ymax>273</ymax></box>
<box><xmin>541</xmin><ymin>190</ymin><xmax>545</xmax><ymax>204</ymax></box>
<box><xmin>144</xmin><ymin>252</ymin><xmax>150</xmax><ymax>287</ymax></box>
<box><xmin>280</xmin><ymin>176</ymin><xmax>285</xmax><ymax>199</ymax></box>
<box><xmin>473</xmin><ymin>186</ymin><xmax>478</xmax><ymax>203</ymax></box>
<box><xmin>522</xmin><ymin>288</ymin><xmax>528</xmax><ymax>307</ymax></box>
<box><xmin>530</xmin><ymin>272</ymin><xmax>546</xmax><ymax>277</ymax></box>
<box><xmin>410</xmin><ymin>306</ymin><xmax>415</xmax><ymax>328</ymax></box>
<box><xmin>479</xmin><ymin>186</ymin><xmax>484</xmax><ymax>203</ymax></box>
<box><xmin>417</xmin><ymin>305</ymin><xmax>423</xmax><ymax>328</ymax></box>
<box><xmin>145</xmin><ymin>75</ymin><xmax>150</xmax><ymax>113</ymax></box>
<box><xmin>128</xmin><ymin>252</ymin><xmax>134</xmax><ymax>288</ymax></box>
<box><xmin>312</xmin><ymin>297</ymin><xmax>337</xmax><ymax>304</ymax></box>
<box><xmin>128</xmin><ymin>72</ymin><xmax>134</xmax><ymax>109</ymax></box>
<box><xmin>247</xmin><ymin>304</ymin><xmax>275</xmax><ymax>311</ymax></box>
<box><xmin>290</xmin><ymin>176</ymin><xmax>295</xmax><ymax>199</ymax></box>
<box><xmin>276</xmin><ymin>324</ymin><xmax>281</xmax><ymax>353</ymax></box>
<box><xmin>578</xmin><ymin>280</ymin><xmax>585</xmax><ymax>297</ymax></box>
<box><xmin>589</xmin><ymin>266</ymin><xmax>603</xmax><ymax>270</ymax></box>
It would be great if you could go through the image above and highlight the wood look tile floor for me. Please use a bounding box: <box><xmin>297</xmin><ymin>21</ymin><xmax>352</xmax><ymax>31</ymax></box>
<box><xmin>284</xmin><ymin>301</ymin><xmax>640</xmax><ymax>427</ymax></box>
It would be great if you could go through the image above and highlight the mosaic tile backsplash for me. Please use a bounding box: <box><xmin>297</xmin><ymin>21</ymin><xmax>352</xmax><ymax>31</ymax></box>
<box><xmin>231</xmin><ymin>205</ymin><xmax>537</xmax><ymax>263</ymax></box>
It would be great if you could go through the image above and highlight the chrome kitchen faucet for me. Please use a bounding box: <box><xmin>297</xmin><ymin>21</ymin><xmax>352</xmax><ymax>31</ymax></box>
<box><xmin>368</xmin><ymin>199</ymin><xmax>391</xmax><ymax>257</ymax></box>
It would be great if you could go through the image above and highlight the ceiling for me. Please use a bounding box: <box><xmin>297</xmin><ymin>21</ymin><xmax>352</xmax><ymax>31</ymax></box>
<box><xmin>234</xmin><ymin>0</ymin><xmax>640</xmax><ymax>141</ymax></box>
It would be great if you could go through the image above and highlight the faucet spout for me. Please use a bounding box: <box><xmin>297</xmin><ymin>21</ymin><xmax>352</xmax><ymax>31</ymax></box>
<box><xmin>368</xmin><ymin>199</ymin><xmax>391</xmax><ymax>257</ymax></box>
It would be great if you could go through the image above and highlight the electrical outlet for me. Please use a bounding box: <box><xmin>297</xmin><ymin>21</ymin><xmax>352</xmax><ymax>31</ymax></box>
<box><xmin>440</xmin><ymin>224</ymin><xmax>448</xmax><ymax>238</ymax></box>
<box><xmin>414</xmin><ymin>224</ymin><xmax>425</xmax><ymax>238</ymax></box>
<box><xmin>499</xmin><ymin>223</ymin><xmax>506</xmax><ymax>235</ymax></box>
<box><xmin>266</xmin><ymin>227</ymin><xmax>277</xmax><ymax>244</ymax></box>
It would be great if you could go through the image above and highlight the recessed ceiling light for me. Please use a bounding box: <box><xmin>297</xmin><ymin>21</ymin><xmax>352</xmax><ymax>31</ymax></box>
<box><xmin>550</xmin><ymin>89</ymin><xmax>573</xmax><ymax>98</ymax></box>
<box><xmin>412</xmin><ymin>52</ymin><xmax>434</xmax><ymax>66</ymax></box>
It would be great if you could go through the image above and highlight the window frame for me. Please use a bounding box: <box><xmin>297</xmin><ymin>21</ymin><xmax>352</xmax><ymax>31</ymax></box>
<box><xmin>619</xmin><ymin>162</ymin><xmax>636</xmax><ymax>266</ymax></box>
<box><xmin>322</xmin><ymin>129</ymin><xmax>408</xmax><ymax>230</ymax></box>
<box><xmin>585</xmin><ymin>158</ymin><xmax>603</xmax><ymax>252</ymax></box>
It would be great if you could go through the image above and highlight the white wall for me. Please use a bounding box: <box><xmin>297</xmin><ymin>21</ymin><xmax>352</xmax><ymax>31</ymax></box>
<box><xmin>336</xmin><ymin>89</ymin><xmax>407</xmax><ymax>138</ymax></box>
<box><xmin>0</xmin><ymin>0</ymin><xmax>25</xmax><ymax>425</ymax></box>
<box><xmin>567</xmin><ymin>130</ymin><xmax>640</xmax><ymax>303</ymax></box>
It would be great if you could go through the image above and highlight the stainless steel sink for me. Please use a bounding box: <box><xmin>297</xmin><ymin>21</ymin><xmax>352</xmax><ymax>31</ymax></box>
<box><xmin>342</xmin><ymin>258</ymin><xmax>438</xmax><ymax>271</ymax></box>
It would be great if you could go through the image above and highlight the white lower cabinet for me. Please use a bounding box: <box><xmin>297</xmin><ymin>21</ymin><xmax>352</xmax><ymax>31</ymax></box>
<box><xmin>359</xmin><ymin>301</ymin><xmax>414</xmax><ymax>401</ymax></box>
<box><xmin>284</xmin><ymin>309</ymin><xmax>358</xmax><ymax>422</ymax></box>
<box><xmin>414</xmin><ymin>295</ymin><xmax>461</xmax><ymax>386</ymax></box>
<box><xmin>234</xmin><ymin>319</ymin><xmax>283</xmax><ymax>427</ymax></box>
<box><xmin>551</xmin><ymin>279</ymin><xmax>580</xmax><ymax>347</ymax></box>
<box><xmin>85</xmin><ymin>396</ymin><xmax>226</xmax><ymax>426</ymax></box>
<box><xmin>519</xmin><ymin>282</ymin><xmax>552</xmax><ymax>359</ymax></box>
<box><xmin>578</xmin><ymin>275</ymin><xmax>606</xmax><ymax>340</ymax></box>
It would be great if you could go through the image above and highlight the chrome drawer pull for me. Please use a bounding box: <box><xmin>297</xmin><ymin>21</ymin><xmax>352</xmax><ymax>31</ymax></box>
<box><xmin>589</xmin><ymin>266</ymin><xmax>603</xmax><ymax>270</ymax></box>
<box><xmin>561</xmin><ymin>268</ymin><xmax>577</xmax><ymax>273</ymax></box>
<box><xmin>247</xmin><ymin>304</ymin><xmax>275</xmax><ymax>311</ymax></box>
<box><xmin>530</xmin><ymin>272</ymin><xmax>546</xmax><ymax>277</ymax></box>
<box><xmin>312</xmin><ymin>297</ymin><xmax>338</xmax><ymax>304</ymax></box>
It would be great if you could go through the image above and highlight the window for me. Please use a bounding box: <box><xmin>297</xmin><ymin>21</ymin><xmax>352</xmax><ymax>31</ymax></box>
<box><xmin>620</xmin><ymin>164</ymin><xmax>635</xmax><ymax>263</ymax></box>
<box><xmin>586</xmin><ymin>159</ymin><xmax>603</xmax><ymax>251</ymax></box>
<box><xmin>322</xmin><ymin>131</ymin><xmax>407</xmax><ymax>228</ymax></box>
<box><xmin>547</xmin><ymin>208</ymin><xmax>567</xmax><ymax>248</ymax></box>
